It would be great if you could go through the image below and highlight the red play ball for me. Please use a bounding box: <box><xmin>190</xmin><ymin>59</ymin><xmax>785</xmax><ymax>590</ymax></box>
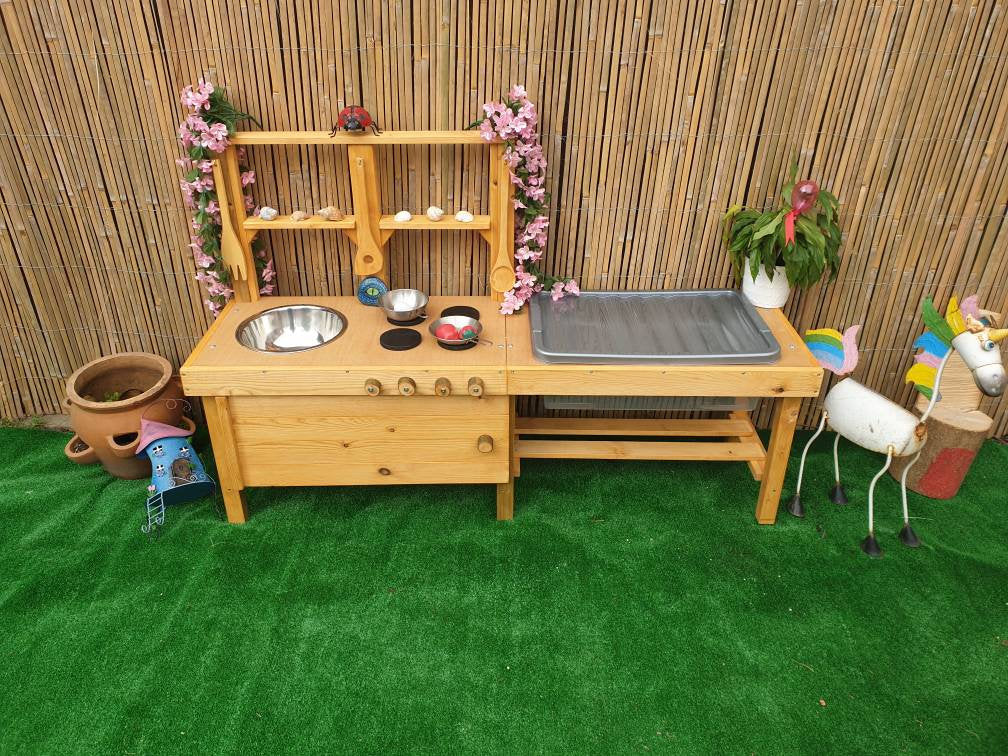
<box><xmin>435</xmin><ymin>323</ymin><xmax>459</xmax><ymax>340</ymax></box>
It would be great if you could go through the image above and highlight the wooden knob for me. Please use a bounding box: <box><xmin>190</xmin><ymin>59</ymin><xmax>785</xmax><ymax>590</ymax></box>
<box><xmin>364</xmin><ymin>378</ymin><xmax>381</xmax><ymax>396</ymax></box>
<box><xmin>378</xmin><ymin>467</ymin><xmax>391</xmax><ymax>476</ymax></box>
<box><xmin>434</xmin><ymin>377</ymin><xmax>452</xmax><ymax>397</ymax></box>
<box><xmin>477</xmin><ymin>434</ymin><xmax>494</xmax><ymax>453</ymax></box>
<box><xmin>467</xmin><ymin>377</ymin><xmax>485</xmax><ymax>397</ymax></box>
<box><xmin>398</xmin><ymin>377</ymin><xmax>416</xmax><ymax>396</ymax></box>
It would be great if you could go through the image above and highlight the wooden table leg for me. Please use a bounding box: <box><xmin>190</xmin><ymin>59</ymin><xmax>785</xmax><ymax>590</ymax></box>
<box><xmin>755</xmin><ymin>397</ymin><xmax>801</xmax><ymax>524</ymax></box>
<box><xmin>203</xmin><ymin>397</ymin><xmax>249</xmax><ymax>524</ymax></box>
<box><xmin>496</xmin><ymin>477</ymin><xmax>514</xmax><ymax>520</ymax></box>
<box><xmin>220</xmin><ymin>486</ymin><xmax>249</xmax><ymax>524</ymax></box>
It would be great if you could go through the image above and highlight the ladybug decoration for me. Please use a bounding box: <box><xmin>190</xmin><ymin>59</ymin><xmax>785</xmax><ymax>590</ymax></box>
<box><xmin>330</xmin><ymin>106</ymin><xmax>381</xmax><ymax>136</ymax></box>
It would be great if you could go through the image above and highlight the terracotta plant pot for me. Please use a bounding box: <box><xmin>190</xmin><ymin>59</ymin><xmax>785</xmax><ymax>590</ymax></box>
<box><xmin>64</xmin><ymin>352</ymin><xmax>185</xmax><ymax>479</ymax></box>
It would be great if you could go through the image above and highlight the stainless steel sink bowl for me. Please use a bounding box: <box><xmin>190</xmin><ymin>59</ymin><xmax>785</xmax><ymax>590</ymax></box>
<box><xmin>236</xmin><ymin>305</ymin><xmax>346</xmax><ymax>353</ymax></box>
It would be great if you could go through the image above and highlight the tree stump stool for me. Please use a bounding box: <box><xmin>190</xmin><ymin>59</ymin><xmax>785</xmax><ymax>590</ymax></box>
<box><xmin>889</xmin><ymin>402</ymin><xmax>993</xmax><ymax>499</ymax></box>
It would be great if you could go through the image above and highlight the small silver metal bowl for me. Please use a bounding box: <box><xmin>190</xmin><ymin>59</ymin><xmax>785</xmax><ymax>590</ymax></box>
<box><xmin>380</xmin><ymin>288</ymin><xmax>429</xmax><ymax>323</ymax></box>
<box><xmin>236</xmin><ymin>305</ymin><xmax>346</xmax><ymax>353</ymax></box>
<box><xmin>428</xmin><ymin>315</ymin><xmax>483</xmax><ymax>345</ymax></box>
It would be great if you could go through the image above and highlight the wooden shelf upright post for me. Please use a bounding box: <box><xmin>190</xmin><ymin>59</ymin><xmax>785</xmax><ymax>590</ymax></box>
<box><xmin>213</xmin><ymin>147</ymin><xmax>259</xmax><ymax>302</ymax></box>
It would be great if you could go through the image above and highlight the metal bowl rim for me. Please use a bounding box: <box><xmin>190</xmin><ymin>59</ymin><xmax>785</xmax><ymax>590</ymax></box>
<box><xmin>235</xmin><ymin>304</ymin><xmax>348</xmax><ymax>354</ymax></box>
<box><xmin>428</xmin><ymin>315</ymin><xmax>483</xmax><ymax>344</ymax></box>
<box><xmin>379</xmin><ymin>289</ymin><xmax>429</xmax><ymax>315</ymax></box>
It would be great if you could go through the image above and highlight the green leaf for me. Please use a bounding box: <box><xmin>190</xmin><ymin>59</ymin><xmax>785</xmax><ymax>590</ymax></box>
<box><xmin>751</xmin><ymin>211</ymin><xmax>784</xmax><ymax>241</ymax></box>
<box><xmin>795</xmin><ymin>215</ymin><xmax>825</xmax><ymax>250</ymax></box>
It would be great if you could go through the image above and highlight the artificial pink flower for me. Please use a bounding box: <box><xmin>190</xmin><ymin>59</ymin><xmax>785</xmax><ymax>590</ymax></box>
<box><xmin>550</xmin><ymin>281</ymin><xmax>566</xmax><ymax>301</ymax></box>
<box><xmin>509</xmin><ymin>84</ymin><xmax>527</xmax><ymax>100</ymax></box>
<box><xmin>564</xmin><ymin>279</ymin><xmax>580</xmax><ymax>296</ymax></box>
<box><xmin>240</xmin><ymin>170</ymin><xmax>255</xmax><ymax>187</ymax></box>
<box><xmin>181</xmin><ymin>80</ymin><xmax>214</xmax><ymax>111</ymax></box>
<box><xmin>499</xmin><ymin>289</ymin><xmax>521</xmax><ymax>315</ymax></box>
<box><xmin>260</xmin><ymin>259</ymin><xmax>276</xmax><ymax>282</ymax></box>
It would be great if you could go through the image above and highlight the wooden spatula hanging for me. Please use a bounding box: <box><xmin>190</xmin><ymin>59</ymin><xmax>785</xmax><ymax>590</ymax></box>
<box><xmin>211</xmin><ymin>160</ymin><xmax>248</xmax><ymax>284</ymax></box>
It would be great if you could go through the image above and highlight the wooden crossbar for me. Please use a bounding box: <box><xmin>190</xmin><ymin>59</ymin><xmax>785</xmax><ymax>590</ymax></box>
<box><xmin>516</xmin><ymin>417</ymin><xmax>754</xmax><ymax>437</ymax></box>
<box><xmin>514</xmin><ymin>415</ymin><xmax>767</xmax><ymax>475</ymax></box>
<box><xmin>517</xmin><ymin>438</ymin><xmax>766</xmax><ymax>461</ymax></box>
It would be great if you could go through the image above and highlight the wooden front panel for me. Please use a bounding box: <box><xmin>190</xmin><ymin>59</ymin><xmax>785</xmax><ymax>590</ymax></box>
<box><xmin>228</xmin><ymin>395</ymin><xmax>510</xmax><ymax>486</ymax></box>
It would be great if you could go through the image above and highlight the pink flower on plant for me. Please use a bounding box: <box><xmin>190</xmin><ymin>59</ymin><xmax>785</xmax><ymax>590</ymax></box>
<box><xmin>564</xmin><ymin>279</ymin><xmax>580</xmax><ymax>296</ymax></box>
<box><xmin>515</xmin><ymin>265</ymin><xmax>537</xmax><ymax>287</ymax></box>
<box><xmin>181</xmin><ymin>80</ymin><xmax>214</xmax><ymax>111</ymax></box>
<box><xmin>200</xmin><ymin>122</ymin><xmax>229</xmax><ymax>151</ymax></box>
<box><xmin>550</xmin><ymin>281</ymin><xmax>566</xmax><ymax>301</ymax></box>
<box><xmin>499</xmin><ymin>289</ymin><xmax>521</xmax><ymax>315</ymax></box>
<box><xmin>479</xmin><ymin>119</ymin><xmax>497</xmax><ymax>142</ymax></box>
<box><xmin>240</xmin><ymin>170</ymin><xmax>255</xmax><ymax>187</ymax></box>
<box><xmin>260</xmin><ymin>259</ymin><xmax>276</xmax><ymax>282</ymax></box>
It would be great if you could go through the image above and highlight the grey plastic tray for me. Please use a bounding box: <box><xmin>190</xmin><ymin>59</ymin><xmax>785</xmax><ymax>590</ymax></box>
<box><xmin>528</xmin><ymin>289</ymin><xmax>780</xmax><ymax>364</ymax></box>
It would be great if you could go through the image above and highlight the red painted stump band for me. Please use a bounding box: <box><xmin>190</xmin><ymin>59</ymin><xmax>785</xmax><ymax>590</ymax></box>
<box><xmin>915</xmin><ymin>447</ymin><xmax>977</xmax><ymax>499</ymax></box>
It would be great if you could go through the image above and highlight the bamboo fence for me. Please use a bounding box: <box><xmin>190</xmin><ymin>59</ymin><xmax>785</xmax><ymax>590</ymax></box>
<box><xmin>1</xmin><ymin>1</ymin><xmax>1007</xmax><ymax>433</ymax></box>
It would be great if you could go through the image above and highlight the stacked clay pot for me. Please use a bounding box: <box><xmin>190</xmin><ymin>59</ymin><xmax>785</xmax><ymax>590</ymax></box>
<box><xmin>64</xmin><ymin>353</ymin><xmax>185</xmax><ymax>479</ymax></box>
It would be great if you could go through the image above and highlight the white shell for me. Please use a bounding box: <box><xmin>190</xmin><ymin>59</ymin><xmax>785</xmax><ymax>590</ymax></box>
<box><xmin>426</xmin><ymin>205</ymin><xmax>445</xmax><ymax>221</ymax></box>
<box><xmin>290</xmin><ymin>210</ymin><xmax>310</xmax><ymax>222</ymax></box>
<box><xmin>454</xmin><ymin>210</ymin><xmax>475</xmax><ymax>223</ymax></box>
<box><xmin>393</xmin><ymin>210</ymin><xmax>412</xmax><ymax>223</ymax></box>
<box><xmin>824</xmin><ymin>378</ymin><xmax>926</xmax><ymax>457</ymax></box>
<box><xmin>316</xmin><ymin>206</ymin><xmax>343</xmax><ymax>221</ymax></box>
<box><xmin>258</xmin><ymin>206</ymin><xmax>279</xmax><ymax>221</ymax></box>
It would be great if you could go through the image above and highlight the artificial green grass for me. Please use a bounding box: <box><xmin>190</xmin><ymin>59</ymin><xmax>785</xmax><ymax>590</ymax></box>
<box><xmin>1</xmin><ymin>426</ymin><xmax>1006</xmax><ymax>754</ymax></box>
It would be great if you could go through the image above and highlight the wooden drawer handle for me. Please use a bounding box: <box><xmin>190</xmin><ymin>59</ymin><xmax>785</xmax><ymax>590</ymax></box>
<box><xmin>477</xmin><ymin>435</ymin><xmax>494</xmax><ymax>453</ymax></box>
<box><xmin>365</xmin><ymin>378</ymin><xmax>381</xmax><ymax>396</ymax></box>
<box><xmin>467</xmin><ymin>377</ymin><xmax>485</xmax><ymax>397</ymax></box>
<box><xmin>398</xmin><ymin>377</ymin><xmax>416</xmax><ymax>396</ymax></box>
<box><xmin>435</xmin><ymin>377</ymin><xmax>451</xmax><ymax>397</ymax></box>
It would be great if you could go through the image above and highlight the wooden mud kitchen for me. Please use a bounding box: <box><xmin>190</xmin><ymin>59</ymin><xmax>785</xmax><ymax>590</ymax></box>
<box><xmin>180</xmin><ymin>130</ymin><xmax>823</xmax><ymax>526</ymax></box>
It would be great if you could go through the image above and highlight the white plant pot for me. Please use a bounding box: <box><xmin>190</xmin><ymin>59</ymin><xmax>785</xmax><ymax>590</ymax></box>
<box><xmin>741</xmin><ymin>256</ymin><xmax>791</xmax><ymax>308</ymax></box>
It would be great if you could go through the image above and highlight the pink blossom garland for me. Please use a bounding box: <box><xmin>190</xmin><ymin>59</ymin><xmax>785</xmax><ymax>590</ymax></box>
<box><xmin>474</xmin><ymin>85</ymin><xmax>578</xmax><ymax>314</ymax></box>
<box><xmin>177</xmin><ymin>81</ymin><xmax>272</xmax><ymax>316</ymax></box>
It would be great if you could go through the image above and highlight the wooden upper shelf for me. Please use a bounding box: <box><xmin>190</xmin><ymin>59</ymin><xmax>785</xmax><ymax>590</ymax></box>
<box><xmin>231</xmin><ymin>130</ymin><xmax>490</xmax><ymax>146</ymax></box>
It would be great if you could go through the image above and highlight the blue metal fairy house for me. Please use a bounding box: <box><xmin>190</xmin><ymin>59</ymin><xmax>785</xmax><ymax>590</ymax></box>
<box><xmin>136</xmin><ymin>418</ymin><xmax>215</xmax><ymax>533</ymax></box>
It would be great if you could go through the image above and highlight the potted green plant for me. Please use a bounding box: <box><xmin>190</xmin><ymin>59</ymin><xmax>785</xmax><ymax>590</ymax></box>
<box><xmin>723</xmin><ymin>169</ymin><xmax>841</xmax><ymax>308</ymax></box>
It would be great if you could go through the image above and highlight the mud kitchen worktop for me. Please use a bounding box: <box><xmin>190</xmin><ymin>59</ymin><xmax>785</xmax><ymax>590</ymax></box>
<box><xmin>182</xmin><ymin>296</ymin><xmax>509</xmax><ymax>397</ymax></box>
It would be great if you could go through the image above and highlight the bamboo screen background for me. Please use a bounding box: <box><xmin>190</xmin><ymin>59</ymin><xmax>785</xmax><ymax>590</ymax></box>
<box><xmin>1</xmin><ymin>1</ymin><xmax>1007</xmax><ymax>433</ymax></box>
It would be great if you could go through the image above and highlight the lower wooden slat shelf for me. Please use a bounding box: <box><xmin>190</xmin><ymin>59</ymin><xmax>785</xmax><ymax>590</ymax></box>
<box><xmin>516</xmin><ymin>438</ymin><xmax>766</xmax><ymax>461</ymax></box>
<box><xmin>516</xmin><ymin>417</ymin><xmax>754</xmax><ymax>437</ymax></box>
